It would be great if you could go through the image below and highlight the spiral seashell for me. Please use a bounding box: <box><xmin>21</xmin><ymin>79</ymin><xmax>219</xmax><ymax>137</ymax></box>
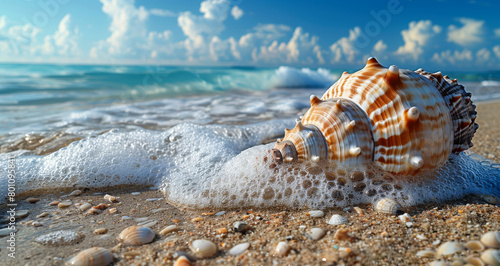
<box><xmin>118</xmin><ymin>225</ymin><xmax>155</xmax><ymax>246</ymax></box>
<box><xmin>272</xmin><ymin>57</ymin><xmax>477</xmax><ymax>176</ymax></box>
<box><xmin>66</xmin><ymin>247</ymin><xmax>114</xmax><ymax>266</ymax></box>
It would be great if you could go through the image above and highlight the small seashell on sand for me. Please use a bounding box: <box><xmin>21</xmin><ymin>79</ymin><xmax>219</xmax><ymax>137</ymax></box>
<box><xmin>465</xmin><ymin>240</ymin><xmax>485</xmax><ymax>252</ymax></box>
<box><xmin>87</xmin><ymin>208</ymin><xmax>101</xmax><ymax>215</ymax></box>
<box><xmin>160</xmin><ymin>225</ymin><xmax>180</xmax><ymax>235</ymax></box>
<box><xmin>480</xmin><ymin>249</ymin><xmax>500</xmax><ymax>266</ymax></box>
<box><xmin>49</xmin><ymin>201</ymin><xmax>60</xmax><ymax>206</ymax></box>
<box><xmin>333</xmin><ymin>228</ymin><xmax>355</xmax><ymax>242</ymax></box>
<box><xmin>216</xmin><ymin>228</ymin><xmax>227</xmax><ymax>235</ymax></box>
<box><xmin>465</xmin><ymin>255</ymin><xmax>485</xmax><ymax>266</ymax></box>
<box><xmin>415</xmin><ymin>248</ymin><xmax>435</xmax><ymax>258</ymax></box>
<box><xmin>118</xmin><ymin>225</ymin><xmax>155</xmax><ymax>246</ymax></box>
<box><xmin>436</xmin><ymin>241</ymin><xmax>464</xmax><ymax>257</ymax></box>
<box><xmin>108</xmin><ymin>208</ymin><xmax>117</xmax><ymax>213</ymax></box>
<box><xmin>93</xmin><ymin>204</ymin><xmax>108</xmax><ymax>210</ymax></box>
<box><xmin>104</xmin><ymin>194</ymin><xmax>117</xmax><ymax>202</ymax></box>
<box><xmin>327</xmin><ymin>214</ymin><xmax>348</xmax><ymax>225</ymax></box>
<box><xmin>138</xmin><ymin>220</ymin><xmax>158</xmax><ymax>228</ymax></box>
<box><xmin>26</xmin><ymin>197</ymin><xmax>40</xmax><ymax>203</ymax></box>
<box><xmin>58</xmin><ymin>201</ymin><xmax>72</xmax><ymax>208</ymax></box>
<box><xmin>69</xmin><ymin>189</ymin><xmax>82</xmax><ymax>197</ymax></box>
<box><xmin>94</xmin><ymin>228</ymin><xmax>108</xmax><ymax>235</ymax></box>
<box><xmin>233</xmin><ymin>221</ymin><xmax>251</xmax><ymax>233</ymax></box>
<box><xmin>66</xmin><ymin>247</ymin><xmax>114</xmax><ymax>266</ymax></box>
<box><xmin>308</xmin><ymin>210</ymin><xmax>325</xmax><ymax>218</ymax></box>
<box><xmin>32</xmin><ymin>221</ymin><xmax>42</xmax><ymax>227</ymax></box>
<box><xmin>480</xmin><ymin>231</ymin><xmax>500</xmax><ymax>248</ymax></box>
<box><xmin>229</xmin><ymin>242</ymin><xmax>250</xmax><ymax>256</ymax></box>
<box><xmin>36</xmin><ymin>212</ymin><xmax>49</xmax><ymax>218</ymax></box>
<box><xmin>191</xmin><ymin>217</ymin><xmax>203</xmax><ymax>222</ymax></box>
<box><xmin>174</xmin><ymin>255</ymin><xmax>192</xmax><ymax>266</ymax></box>
<box><xmin>375</xmin><ymin>198</ymin><xmax>401</xmax><ymax>214</ymax></box>
<box><xmin>274</xmin><ymin>241</ymin><xmax>289</xmax><ymax>256</ymax></box>
<box><xmin>308</xmin><ymin>228</ymin><xmax>326</xmax><ymax>241</ymax></box>
<box><xmin>79</xmin><ymin>203</ymin><xmax>92</xmax><ymax>212</ymax></box>
<box><xmin>190</xmin><ymin>239</ymin><xmax>218</xmax><ymax>258</ymax></box>
<box><xmin>353</xmin><ymin>207</ymin><xmax>364</xmax><ymax>215</ymax></box>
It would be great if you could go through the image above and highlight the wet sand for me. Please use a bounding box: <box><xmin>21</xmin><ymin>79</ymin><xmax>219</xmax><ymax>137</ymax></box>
<box><xmin>0</xmin><ymin>101</ymin><xmax>499</xmax><ymax>265</ymax></box>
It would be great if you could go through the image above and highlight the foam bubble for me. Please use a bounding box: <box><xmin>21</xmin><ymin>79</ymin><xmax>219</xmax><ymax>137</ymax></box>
<box><xmin>1</xmin><ymin>121</ymin><xmax>498</xmax><ymax>209</ymax></box>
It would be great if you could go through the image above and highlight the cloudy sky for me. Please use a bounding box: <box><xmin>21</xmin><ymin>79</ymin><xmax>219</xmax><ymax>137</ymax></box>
<box><xmin>0</xmin><ymin>0</ymin><xmax>499</xmax><ymax>70</ymax></box>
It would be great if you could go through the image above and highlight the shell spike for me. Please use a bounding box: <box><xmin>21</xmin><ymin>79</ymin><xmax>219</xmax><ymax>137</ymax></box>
<box><xmin>335</xmin><ymin>99</ymin><xmax>343</xmax><ymax>110</ymax></box>
<box><xmin>365</xmin><ymin>57</ymin><xmax>383</xmax><ymax>68</ymax></box>
<box><xmin>310</xmin><ymin>95</ymin><xmax>321</xmax><ymax>106</ymax></box>
<box><xmin>385</xmin><ymin>65</ymin><xmax>400</xmax><ymax>86</ymax></box>
<box><xmin>295</xmin><ymin>119</ymin><xmax>305</xmax><ymax>131</ymax></box>
<box><xmin>407</xmin><ymin>107</ymin><xmax>419</xmax><ymax>121</ymax></box>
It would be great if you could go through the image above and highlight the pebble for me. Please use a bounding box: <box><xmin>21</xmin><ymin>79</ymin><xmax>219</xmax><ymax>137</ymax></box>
<box><xmin>216</xmin><ymin>228</ymin><xmax>228</xmax><ymax>234</ymax></box>
<box><xmin>32</xmin><ymin>221</ymin><xmax>42</xmax><ymax>227</ymax></box>
<box><xmin>274</xmin><ymin>241</ymin><xmax>289</xmax><ymax>256</ymax></box>
<box><xmin>36</xmin><ymin>212</ymin><xmax>49</xmax><ymax>218</ymax></box>
<box><xmin>131</xmin><ymin>192</ymin><xmax>141</xmax><ymax>195</ymax></box>
<box><xmin>215</xmin><ymin>211</ymin><xmax>226</xmax><ymax>216</ymax></box>
<box><xmin>160</xmin><ymin>225</ymin><xmax>180</xmax><ymax>235</ymax></box>
<box><xmin>151</xmin><ymin>208</ymin><xmax>167</xmax><ymax>213</ymax></box>
<box><xmin>480</xmin><ymin>194</ymin><xmax>499</xmax><ymax>204</ymax></box>
<box><xmin>308</xmin><ymin>228</ymin><xmax>326</xmax><ymax>241</ymax></box>
<box><xmin>406</xmin><ymin>222</ymin><xmax>413</xmax><ymax>227</ymax></box>
<box><xmin>109</xmin><ymin>208</ymin><xmax>118</xmax><ymax>213</ymax></box>
<box><xmin>190</xmin><ymin>239</ymin><xmax>218</xmax><ymax>258</ymax></box>
<box><xmin>79</xmin><ymin>202</ymin><xmax>92</xmax><ymax>212</ymax></box>
<box><xmin>415</xmin><ymin>248</ymin><xmax>435</xmax><ymax>258</ymax></box>
<box><xmin>26</xmin><ymin>197</ymin><xmax>40</xmax><ymax>203</ymax></box>
<box><xmin>0</xmin><ymin>228</ymin><xmax>17</xmax><ymax>237</ymax></box>
<box><xmin>135</xmin><ymin>217</ymin><xmax>149</xmax><ymax>222</ymax></box>
<box><xmin>229</xmin><ymin>242</ymin><xmax>250</xmax><ymax>256</ymax></box>
<box><xmin>94</xmin><ymin>228</ymin><xmax>108</xmax><ymax>234</ymax></box>
<box><xmin>49</xmin><ymin>201</ymin><xmax>59</xmax><ymax>206</ymax></box>
<box><xmin>58</xmin><ymin>201</ymin><xmax>72</xmax><ymax>208</ymax></box>
<box><xmin>15</xmin><ymin>210</ymin><xmax>29</xmax><ymax>219</ymax></box>
<box><xmin>122</xmin><ymin>216</ymin><xmax>133</xmax><ymax>220</ymax></box>
<box><xmin>233</xmin><ymin>221</ymin><xmax>251</xmax><ymax>233</ymax></box>
<box><xmin>353</xmin><ymin>207</ymin><xmax>364</xmax><ymax>215</ymax></box>
<box><xmin>308</xmin><ymin>210</ymin><xmax>325</xmax><ymax>218</ymax></box>
<box><xmin>398</xmin><ymin>213</ymin><xmax>412</xmax><ymax>223</ymax></box>
<box><xmin>327</xmin><ymin>214</ymin><xmax>348</xmax><ymax>225</ymax></box>
<box><xmin>146</xmin><ymin>197</ymin><xmax>164</xmax><ymax>202</ymax></box>
<box><xmin>69</xmin><ymin>189</ymin><xmax>82</xmax><ymax>196</ymax></box>
<box><xmin>138</xmin><ymin>220</ymin><xmax>158</xmax><ymax>228</ymax></box>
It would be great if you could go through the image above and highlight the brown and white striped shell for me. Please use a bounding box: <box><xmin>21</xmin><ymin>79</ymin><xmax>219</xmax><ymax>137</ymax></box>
<box><xmin>272</xmin><ymin>57</ymin><xmax>478</xmax><ymax>176</ymax></box>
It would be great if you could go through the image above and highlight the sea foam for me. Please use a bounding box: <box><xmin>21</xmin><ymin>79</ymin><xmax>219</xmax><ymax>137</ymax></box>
<box><xmin>1</xmin><ymin>121</ymin><xmax>499</xmax><ymax>209</ymax></box>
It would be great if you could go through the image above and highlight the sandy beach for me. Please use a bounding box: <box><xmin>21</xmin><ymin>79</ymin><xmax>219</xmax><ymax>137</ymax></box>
<box><xmin>0</xmin><ymin>101</ymin><xmax>499</xmax><ymax>266</ymax></box>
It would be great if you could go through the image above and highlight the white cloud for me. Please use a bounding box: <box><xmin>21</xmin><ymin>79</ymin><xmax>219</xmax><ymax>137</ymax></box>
<box><xmin>476</xmin><ymin>48</ymin><xmax>491</xmax><ymax>62</ymax></box>
<box><xmin>431</xmin><ymin>49</ymin><xmax>472</xmax><ymax>64</ymax></box>
<box><xmin>494</xmin><ymin>45</ymin><xmax>500</xmax><ymax>59</ymax></box>
<box><xmin>373</xmin><ymin>40</ymin><xmax>387</xmax><ymax>53</ymax></box>
<box><xmin>495</xmin><ymin>28</ymin><xmax>500</xmax><ymax>38</ymax></box>
<box><xmin>149</xmin><ymin>8</ymin><xmax>177</xmax><ymax>17</ymax></box>
<box><xmin>231</xmin><ymin>6</ymin><xmax>243</xmax><ymax>20</ymax></box>
<box><xmin>92</xmin><ymin>0</ymin><xmax>149</xmax><ymax>57</ymax></box>
<box><xmin>329</xmin><ymin>27</ymin><xmax>363</xmax><ymax>63</ymax></box>
<box><xmin>0</xmin><ymin>16</ymin><xmax>5</xmax><ymax>29</ymax></box>
<box><xmin>395</xmin><ymin>20</ymin><xmax>442</xmax><ymax>60</ymax></box>
<box><xmin>42</xmin><ymin>14</ymin><xmax>79</xmax><ymax>55</ymax></box>
<box><xmin>200</xmin><ymin>0</ymin><xmax>229</xmax><ymax>20</ymax></box>
<box><xmin>447</xmin><ymin>18</ymin><xmax>484</xmax><ymax>47</ymax></box>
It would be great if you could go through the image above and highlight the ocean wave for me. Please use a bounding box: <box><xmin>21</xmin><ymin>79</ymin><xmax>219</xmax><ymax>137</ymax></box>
<box><xmin>273</xmin><ymin>66</ymin><xmax>337</xmax><ymax>88</ymax></box>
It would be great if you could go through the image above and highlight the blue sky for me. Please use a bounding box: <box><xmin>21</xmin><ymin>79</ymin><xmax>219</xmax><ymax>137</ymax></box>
<box><xmin>0</xmin><ymin>0</ymin><xmax>499</xmax><ymax>70</ymax></box>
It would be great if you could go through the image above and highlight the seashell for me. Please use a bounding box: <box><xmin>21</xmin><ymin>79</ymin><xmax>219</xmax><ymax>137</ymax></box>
<box><xmin>233</xmin><ymin>221</ymin><xmax>251</xmax><ymax>233</ymax></box>
<box><xmin>436</xmin><ymin>241</ymin><xmax>464</xmax><ymax>257</ymax></box>
<box><xmin>307</xmin><ymin>228</ymin><xmax>326</xmax><ymax>240</ymax></box>
<box><xmin>480</xmin><ymin>249</ymin><xmax>500</xmax><ymax>266</ymax></box>
<box><xmin>272</xmin><ymin>57</ymin><xmax>478</xmax><ymax>176</ymax></box>
<box><xmin>228</xmin><ymin>242</ymin><xmax>250</xmax><ymax>256</ymax></box>
<box><xmin>15</xmin><ymin>210</ymin><xmax>29</xmax><ymax>219</ymax></box>
<box><xmin>103</xmin><ymin>194</ymin><xmax>117</xmax><ymax>202</ymax></box>
<box><xmin>58</xmin><ymin>201</ymin><xmax>72</xmax><ymax>208</ymax></box>
<box><xmin>66</xmin><ymin>247</ymin><xmax>114</xmax><ymax>266</ymax></box>
<box><xmin>118</xmin><ymin>225</ymin><xmax>155</xmax><ymax>246</ymax></box>
<box><xmin>375</xmin><ymin>198</ymin><xmax>401</xmax><ymax>214</ymax></box>
<box><xmin>327</xmin><ymin>214</ymin><xmax>348</xmax><ymax>225</ymax></box>
<box><xmin>415</xmin><ymin>248</ymin><xmax>435</xmax><ymax>258</ymax></box>
<box><xmin>26</xmin><ymin>197</ymin><xmax>40</xmax><ymax>203</ymax></box>
<box><xmin>94</xmin><ymin>228</ymin><xmax>108</xmax><ymax>235</ymax></box>
<box><xmin>189</xmin><ymin>239</ymin><xmax>218</xmax><ymax>258</ymax></box>
<box><xmin>465</xmin><ymin>255</ymin><xmax>485</xmax><ymax>266</ymax></box>
<box><xmin>160</xmin><ymin>225</ymin><xmax>180</xmax><ymax>235</ymax></box>
<box><xmin>69</xmin><ymin>189</ymin><xmax>82</xmax><ymax>197</ymax></box>
<box><xmin>307</xmin><ymin>210</ymin><xmax>325</xmax><ymax>218</ymax></box>
<box><xmin>274</xmin><ymin>241</ymin><xmax>290</xmax><ymax>256</ymax></box>
<box><xmin>480</xmin><ymin>231</ymin><xmax>500</xmax><ymax>248</ymax></box>
<box><xmin>174</xmin><ymin>255</ymin><xmax>192</xmax><ymax>266</ymax></box>
<box><xmin>480</xmin><ymin>194</ymin><xmax>499</xmax><ymax>204</ymax></box>
<box><xmin>465</xmin><ymin>240</ymin><xmax>485</xmax><ymax>252</ymax></box>
<box><xmin>398</xmin><ymin>213</ymin><xmax>412</xmax><ymax>223</ymax></box>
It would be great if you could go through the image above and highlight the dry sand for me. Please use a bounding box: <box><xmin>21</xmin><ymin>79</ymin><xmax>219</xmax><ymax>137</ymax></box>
<box><xmin>1</xmin><ymin>101</ymin><xmax>499</xmax><ymax>266</ymax></box>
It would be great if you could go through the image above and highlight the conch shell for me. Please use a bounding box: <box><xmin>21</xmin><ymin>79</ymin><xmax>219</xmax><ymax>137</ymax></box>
<box><xmin>272</xmin><ymin>57</ymin><xmax>478</xmax><ymax>175</ymax></box>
